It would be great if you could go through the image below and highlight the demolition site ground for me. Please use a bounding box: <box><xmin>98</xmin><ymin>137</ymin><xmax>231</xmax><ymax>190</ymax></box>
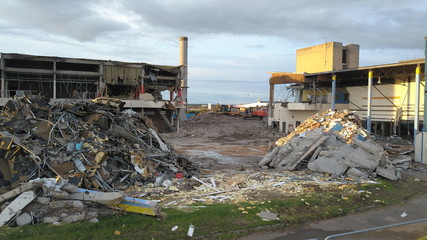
<box><xmin>2</xmin><ymin>110</ymin><xmax>427</xmax><ymax>240</ymax></box>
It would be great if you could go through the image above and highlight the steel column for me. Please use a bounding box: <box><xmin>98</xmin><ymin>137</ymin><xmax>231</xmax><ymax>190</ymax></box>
<box><xmin>53</xmin><ymin>61</ymin><xmax>56</xmax><ymax>99</ymax></box>
<box><xmin>0</xmin><ymin>54</ymin><xmax>4</xmax><ymax>98</ymax></box>
<box><xmin>367</xmin><ymin>70</ymin><xmax>373</xmax><ymax>133</ymax></box>
<box><xmin>331</xmin><ymin>75</ymin><xmax>336</xmax><ymax>109</ymax></box>
<box><xmin>415</xmin><ymin>65</ymin><xmax>421</xmax><ymax>141</ymax></box>
<box><xmin>424</xmin><ymin>36</ymin><xmax>427</xmax><ymax>131</ymax></box>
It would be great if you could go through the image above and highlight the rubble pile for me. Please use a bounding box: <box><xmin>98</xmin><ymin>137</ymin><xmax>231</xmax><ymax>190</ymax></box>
<box><xmin>0</xmin><ymin>96</ymin><xmax>197</xmax><ymax>226</ymax></box>
<box><xmin>0</xmin><ymin>178</ymin><xmax>159</xmax><ymax>226</ymax></box>
<box><xmin>259</xmin><ymin>109</ymin><xmax>411</xmax><ymax>181</ymax></box>
<box><xmin>0</xmin><ymin>96</ymin><xmax>193</xmax><ymax>192</ymax></box>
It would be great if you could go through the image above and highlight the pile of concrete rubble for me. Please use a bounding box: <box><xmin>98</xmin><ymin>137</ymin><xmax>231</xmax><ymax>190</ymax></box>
<box><xmin>0</xmin><ymin>96</ymin><xmax>194</xmax><ymax>226</ymax></box>
<box><xmin>259</xmin><ymin>109</ymin><xmax>413</xmax><ymax>181</ymax></box>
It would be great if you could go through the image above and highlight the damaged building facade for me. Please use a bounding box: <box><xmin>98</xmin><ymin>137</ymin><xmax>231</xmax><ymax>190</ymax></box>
<box><xmin>0</xmin><ymin>37</ymin><xmax>189</xmax><ymax>132</ymax></box>
<box><xmin>269</xmin><ymin>41</ymin><xmax>426</xmax><ymax>139</ymax></box>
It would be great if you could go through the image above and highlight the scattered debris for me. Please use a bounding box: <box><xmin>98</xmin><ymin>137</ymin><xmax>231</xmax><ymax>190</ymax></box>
<box><xmin>0</xmin><ymin>96</ymin><xmax>193</xmax><ymax>226</ymax></box>
<box><xmin>0</xmin><ymin>96</ymin><xmax>194</xmax><ymax>192</ymax></box>
<box><xmin>187</xmin><ymin>224</ymin><xmax>195</xmax><ymax>237</ymax></box>
<box><xmin>401</xmin><ymin>212</ymin><xmax>408</xmax><ymax>218</ymax></box>
<box><xmin>259</xmin><ymin>109</ymin><xmax>412</xmax><ymax>180</ymax></box>
<box><xmin>257</xmin><ymin>211</ymin><xmax>279</xmax><ymax>221</ymax></box>
<box><xmin>171</xmin><ymin>225</ymin><xmax>178</xmax><ymax>231</ymax></box>
<box><xmin>0</xmin><ymin>177</ymin><xmax>158</xmax><ymax>226</ymax></box>
<box><xmin>0</xmin><ymin>190</ymin><xmax>36</xmax><ymax>226</ymax></box>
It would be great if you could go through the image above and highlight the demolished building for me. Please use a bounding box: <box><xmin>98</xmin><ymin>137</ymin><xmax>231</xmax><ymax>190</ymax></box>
<box><xmin>0</xmin><ymin>37</ymin><xmax>189</xmax><ymax>132</ymax></box>
<box><xmin>268</xmin><ymin>41</ymin><xmax>426</xmax><ymax>140</ymax></box>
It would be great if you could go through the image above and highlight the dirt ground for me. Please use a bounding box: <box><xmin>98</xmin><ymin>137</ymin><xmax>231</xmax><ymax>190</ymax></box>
<box><xmin>162</xmin><ymin>112</ymin><xmax>281</xmax><ymax>170</ymax></box>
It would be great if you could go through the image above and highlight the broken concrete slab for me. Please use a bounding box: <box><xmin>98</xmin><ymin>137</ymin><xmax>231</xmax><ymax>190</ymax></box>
<box><xmin>354</xmin><ymin>138</ymin><xmax>384</xmax><ymax>156</ymax></box>
<box><xmin>347</xmin><ymin>167</ymin><xmax>369</xmax><ymax>181</ymax></box>
<box><xmin>376</xmin><ymin>165</ymin><xmax>398</xmax><ymax>180</ymax></box>
<box><xmin>0</xmin><ymin>190</ymin><xmax>36</xmax><ymax>226</ymax></box>
<box><xmin>257</xmin><ymin>211</ymin><xmax>279</xmax><ymax>221</ymax></box>
<box><xmin>308</xmin><ymin>156</ymin><xmax>348</xmax><ymax>176</ymax></box>
<box><xmin>0</xmin><ymin>180</ymin><xmax>43</xmax><ymax>203</ymax></box>
<box><xmin>68</xmin><ymin>189</ymin><xmax>125</xmax><ymax>205</ymax></box>
<box><xmin>345</xmin><ymin>147</ymin><xmax>379</xmax><ymax>171</ymax></box>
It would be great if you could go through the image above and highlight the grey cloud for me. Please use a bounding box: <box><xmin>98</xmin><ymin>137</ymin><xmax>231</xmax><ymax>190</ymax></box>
<box><xmin>0</xmin><ymin>0</ymin><xmax>130</xmax><ymax>41</ymax></box>
<box><xmin>122</xmin><ymin>0</ymin><xmax>427</xmax><ymax>50</ymax></box>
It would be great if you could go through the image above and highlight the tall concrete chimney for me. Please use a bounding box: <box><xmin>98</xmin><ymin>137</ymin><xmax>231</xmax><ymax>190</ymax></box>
<box><xmin>179</xmin><ymin>36</ymin><xmax>188</xmax><ymax>121</ymax></box>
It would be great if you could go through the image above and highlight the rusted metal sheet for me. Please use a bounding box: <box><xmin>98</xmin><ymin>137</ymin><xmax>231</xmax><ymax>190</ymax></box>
<box><xmin>269</xmin><ymin>72</ymin><xmax>305</xmax><ymax>84</ymax></box>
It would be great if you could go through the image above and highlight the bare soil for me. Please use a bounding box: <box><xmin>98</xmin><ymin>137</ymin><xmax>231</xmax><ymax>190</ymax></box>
<box><xmin>163</xmin><ymin>112</ymin><xmax>282</xmax><ymax>170</ymax></box>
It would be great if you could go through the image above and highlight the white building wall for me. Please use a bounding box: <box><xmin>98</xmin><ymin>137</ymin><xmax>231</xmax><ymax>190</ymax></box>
<box><xmin>347</xmin><ymin>81</ymin><xmax>425</xmax><ymax>122</ymax></box>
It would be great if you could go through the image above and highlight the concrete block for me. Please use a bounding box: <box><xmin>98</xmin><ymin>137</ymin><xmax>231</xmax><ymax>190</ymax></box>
<box><xmin>345</xmin><ymin>147</ymin><xmax>378</xmax><ymax>171</ymax></box>
<box><xmin>89</xmin><ymin>218</ymin><xmax>99</xmax><ymax>223</ymax></box>
<box><xmin>50</xmin><ymin>190</ymin><xmax>69</xmax><ymax>199</ymax></box>
<box><xmin>36</xmin><ymin>196</ymin><xmax>51</xmax><ymax>204</ymax></box>
<box><xmin>0</xmin><ymin>190</ymin><xmax>36</xmax><ymax>226</ymax></box>
<box><xmin>16</xmin><ymin>212</ymin><xmax>32</xmax><ymax>226</ymax></box>
<box><xmin>62</xmin><ymin>213</ymin><xmax>86</xmax><ymax>223</ymax></box>
<box><xmin>49</xmin><ymin>200</ymin><xmax>85</xmax><ymax>210</ymax></box>
<box><xmin>347</xmin><ymin>167</ymin><xmax>369</xmax><ymax>180</ymax></box>
<box><xmin>61</xmin><ymin>183</ymin><xmax>79</xmax><ymax>194</ymax></box>
<box><xmin>376</xmin><ymin>165</ymin><xmax>397</xmax><ymax>180</ymax></box>
<box><xmin>43</xmin><ymin>216</ymin><xmax>60</xmax><ymax>223</ymax></box>
<box><xmin>323</xmin><ymin>134</ymin><xmax>337</xmax><ymax>147</ymax></box>
<box><xmin>308</xmin><ymin>156</ymin><xmax>348</xmax><ymax>175</ymax></box>
<box><xmin>354</xmin><ymin>138</ymin><xmax>383</xmax><ymax>157</ymax></box>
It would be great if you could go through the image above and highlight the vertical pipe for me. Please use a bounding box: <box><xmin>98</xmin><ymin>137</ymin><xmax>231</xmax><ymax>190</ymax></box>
<box><xmin>179</xmin><ymin>36</ymin><xmax>188</xmax><ymax>121</ymax></box>
<box><xmin>424</xmin><ymin>36</ymin><xmax>427</xmax><ymax>131</ymax></box>
<box><xmin>367</xmin><ymin>70</ymin><xmax>373</xmax><ymax>134</ymax></box>
<box><xmin>331</xmin><ymin>75</ymin><xmax>336</xmax><ymax>109</ymax></box>
<box><xmin>268</xmin><ymin>83</ymin><xmax>274</xmax><ymax>127</ymax></box>
<box><xmin>415</xmin><ymin>65</ymin><xmax>421</xmax><ymax>142</ymax></box>
<box><xmin>53</xmin><ymin>61</ymin><xmax>57</xmax><ymax>99</ymax></box>
<box><xmin>1</xmin><ymin>53</ymin><xmax>4</xmax><ymax>98</ymax></box>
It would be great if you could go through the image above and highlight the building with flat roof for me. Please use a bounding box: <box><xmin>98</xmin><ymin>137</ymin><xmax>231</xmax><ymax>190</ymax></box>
<box><xmin>296</xmin><ymin>42</ymin><xmax>359</xmax><ymax>73</ymax></box>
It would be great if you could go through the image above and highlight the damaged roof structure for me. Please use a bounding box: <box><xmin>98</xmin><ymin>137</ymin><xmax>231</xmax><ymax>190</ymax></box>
<box><xmin>0</xmin><ymin>37</ymin><xmax>189</xmax><ymax>133</ymax></box>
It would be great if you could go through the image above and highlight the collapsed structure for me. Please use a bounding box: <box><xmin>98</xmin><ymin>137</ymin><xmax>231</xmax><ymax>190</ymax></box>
<box><xmin>0</xmin><ymin>96</ymin><xmax>194</xmax><ymax>226</ymax></box>
<box><xmin>259</xmin><ymin>109</ymin><xmax>413</xmax><ymax>181</ymax></box>
<box><xmin>0</xmin><ymin>37</ymin><xmax>189</xmax><ymax>132</ymax></box>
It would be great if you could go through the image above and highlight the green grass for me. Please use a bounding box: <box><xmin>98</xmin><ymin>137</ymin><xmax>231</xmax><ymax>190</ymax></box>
<box><xmin>0</xmin><ymin>178</ymin><xmax>423</xmax><ymax>240</ymax></box>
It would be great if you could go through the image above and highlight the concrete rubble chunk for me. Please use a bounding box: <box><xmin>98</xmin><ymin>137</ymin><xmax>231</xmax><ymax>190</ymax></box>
<box><xmin>376</xmin><ymin>165</ymin><xmax>398</xmax><ymax>180</ymax></box>
<box><xmin>308</xmin><ymin>156</ymin><xmax>348</xmax><ymax>176</ymax></box>
<box><xmin>16</xmin><ymin>212</ymin><xmax>32</xmax><ymax>226</ymax></box>
<box><xmin>257</xmin><ymin>211</ymin><xmax>279</xmax><ymax>221</ymax></box>
<box><xmin>344</xmin><ymin>148</ymin><xmax>379</xmax><ymax>171</ymax></box>
<box><xmin>36</xmin><ymin>196</ymin><xmax>51</xmax><ymax>204</ymax></box>
<box><xmin>347</xmin><ymin>168</ymin><xmax>369</xmax><ymax>181</ymax></box>
<box><xmin>68</xmin><ymin>189</ymin><xmax>125</xmax><ymax>205</ymax></box>
<box><xmin>43</xmin><ymin>216</ymin><xmax>60</xmax><ymax>224</ymax></box>
<box><xmin>0</xmin><ymin>180</ymin><xmax>44</xmax><ymax>203</ymax></box>
<box><xmin>0</xmin><ymin>190</ymin><xmax>36</xmax><ymax>226</ymax></box>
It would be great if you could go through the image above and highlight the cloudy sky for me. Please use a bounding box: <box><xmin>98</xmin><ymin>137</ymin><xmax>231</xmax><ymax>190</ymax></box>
<box><xmin>1</xmin><ymin>0</ymin><xmax>426</xmax><ymax>104</ymax></box>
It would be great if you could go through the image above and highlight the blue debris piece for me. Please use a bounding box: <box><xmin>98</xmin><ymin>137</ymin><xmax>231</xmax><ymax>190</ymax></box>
<box><xmin>330</xmin><ymin>123</ymin><xmax>343</xmax><ymax>132</ymax></box>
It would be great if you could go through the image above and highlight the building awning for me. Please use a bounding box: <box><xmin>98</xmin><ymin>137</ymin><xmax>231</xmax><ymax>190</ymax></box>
<box><xmin>269</xmin><ymin>72</ymin><xmax>305</xmax><ymax>84</ymax></box>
